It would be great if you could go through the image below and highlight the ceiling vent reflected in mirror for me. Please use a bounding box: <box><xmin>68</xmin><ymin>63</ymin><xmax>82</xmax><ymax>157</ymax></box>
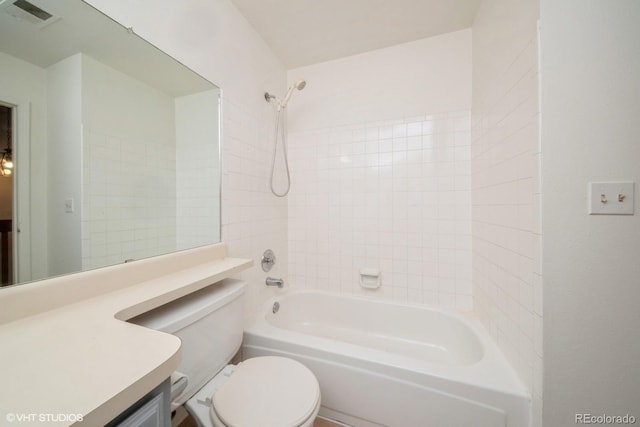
<box><xmin>0</xmin><ymin>0</ymin><xmax>59</xmax><ymax>28</ymax></box>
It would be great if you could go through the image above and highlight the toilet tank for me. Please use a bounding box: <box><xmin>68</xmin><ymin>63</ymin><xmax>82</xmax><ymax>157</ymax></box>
<box><xmin>130</xmin><ymin>279</ymin><xmax>246</xmax><ymax>404</ymax></box>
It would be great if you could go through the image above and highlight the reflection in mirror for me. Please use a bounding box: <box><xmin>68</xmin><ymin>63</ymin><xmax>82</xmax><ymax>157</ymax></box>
<box><xmin>0</xmin><ymin>0</ymin><xmax>221</xmax><ymax>287</ymax></box>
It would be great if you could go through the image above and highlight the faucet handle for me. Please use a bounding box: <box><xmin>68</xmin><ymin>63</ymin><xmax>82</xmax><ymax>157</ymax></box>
<box><xmin>261</xmin><ymin>249</ymin><xmax>276</xmax><ymax>272</ymax></box>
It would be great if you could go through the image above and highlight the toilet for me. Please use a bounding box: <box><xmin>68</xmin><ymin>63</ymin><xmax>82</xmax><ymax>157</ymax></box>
<box><xmin>131</xmin><ymin>279</ymin><xmax>321</xmax><ymax>427</ymax></box>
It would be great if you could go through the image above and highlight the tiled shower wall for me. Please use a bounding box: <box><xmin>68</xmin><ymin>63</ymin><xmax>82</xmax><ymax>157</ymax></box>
<box><xmin>81</xmin><ymin>54</ymin><xmax>177</xmax><ymax>270</ymax></box>
<box><xmin>176</xmin><ymin>90</ymin><xmax>221</xmax><ymax>250</ymax></box>
<box><xmin>286</xmin><ymin>30</ymin><xmax>472</xmax><ymax>308</ymax></box>
<box><xmin>82</xmin><ymin>127</ymin><xmax>177</xmax><ymax>270</ymax></box>
<box><xmin>471</xmin><ymin>0</ymin><xmax>542</xmax><ymax>423</ymax></box>
<box><xmin>288</xmin><ymin>112</ymin><xmax>472</xmax><ymax>309</ymax></box>
<box><xmin>221</xmin><ymin>97</ymin><xmax>289</xmax><ymax>316</ymax></box>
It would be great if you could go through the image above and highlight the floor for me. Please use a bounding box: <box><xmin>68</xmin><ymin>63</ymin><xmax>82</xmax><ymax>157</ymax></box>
<box><xmin>313</xmin><ymin>417</ymin><xmax>346</xmax><ymax>427</ymax></box>
<box><xmin>175</xmin><ymin>410</ymin><xmax>345</xmax><ymax>427</ymax></box>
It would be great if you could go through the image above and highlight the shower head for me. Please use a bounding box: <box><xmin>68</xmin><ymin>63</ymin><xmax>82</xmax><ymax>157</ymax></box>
<box><xmin>281</xmin><ymin>79</ymin><xmax>307</xmax><ymax>107</ymax></box>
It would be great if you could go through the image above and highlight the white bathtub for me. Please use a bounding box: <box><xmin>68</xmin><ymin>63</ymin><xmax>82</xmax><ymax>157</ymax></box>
<box><xmin>242</xmin><ymin>291</ymin><xmax>530</xmax><ymax>427</ymax></box>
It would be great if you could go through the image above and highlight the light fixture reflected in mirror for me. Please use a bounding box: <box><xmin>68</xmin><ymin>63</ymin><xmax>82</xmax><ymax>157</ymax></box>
<box><xmin>1</xmin><ymin>105</ymin><xmax>11</xmax><ymax>178</ymax></box>
<box><xmin>0</xmin><ymin>148</ymin><xmax>12</xmax><ymax>177</ymax></box>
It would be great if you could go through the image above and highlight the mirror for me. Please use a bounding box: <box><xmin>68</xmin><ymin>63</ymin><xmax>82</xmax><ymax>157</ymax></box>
<box><xmin>0</xmin><ymin>0</ymin><xmax>221</xmax><ymax>287</ymax></box>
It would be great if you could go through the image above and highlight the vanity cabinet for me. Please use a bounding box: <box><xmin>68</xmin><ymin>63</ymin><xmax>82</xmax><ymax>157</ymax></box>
<box><xmin>107</xmin><ymin>380</ymin><xmax>170</xmax><ymax>427</ymax></box>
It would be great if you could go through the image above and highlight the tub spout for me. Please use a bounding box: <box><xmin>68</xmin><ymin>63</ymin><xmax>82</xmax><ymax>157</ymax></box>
<box><xmin>266</xmin><ymin>277</ymin><xmax>284</xmax><ymax>288</ymax></box>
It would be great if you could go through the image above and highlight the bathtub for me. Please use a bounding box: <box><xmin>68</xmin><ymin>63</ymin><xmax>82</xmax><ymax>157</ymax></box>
<box><xmin>242</xmin><ymin>291</ymin><xmax>530</xmax><ymax>427</ymax></box>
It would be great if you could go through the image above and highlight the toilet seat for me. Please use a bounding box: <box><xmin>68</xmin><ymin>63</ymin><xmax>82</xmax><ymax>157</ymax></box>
<box><xmin>209</xmin><ymin>356</ymin><xmax>320</xmax><ymax>427</ymax></box>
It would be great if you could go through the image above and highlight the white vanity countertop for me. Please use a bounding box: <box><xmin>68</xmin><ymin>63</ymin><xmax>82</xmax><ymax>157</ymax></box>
<box><xmin>0</xmin><ymin>243</ymin><xmax>252</xmax><ymax>426</ymax></box>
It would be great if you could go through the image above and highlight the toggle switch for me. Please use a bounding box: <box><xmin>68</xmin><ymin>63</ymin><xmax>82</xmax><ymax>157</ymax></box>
<box><xmin>589</xmin><ymin>182</ymin><xmax>634</xmax><ymax>215</ymax></box>
<box><xmin>64</xmin><ymin>198</ymin><xmax>75</xmax><ymax>213</ymax></box>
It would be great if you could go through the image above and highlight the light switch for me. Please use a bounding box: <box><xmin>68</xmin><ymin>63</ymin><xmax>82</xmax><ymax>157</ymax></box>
<box><xmin>64</xmin><ymin>198</ymin><xmax>74</xmax><ymax>213</ymax></box>
<box><xmin>588</xmin><ymin>182</ymin><xmax>634</xmax><ymax>215</ymax></box>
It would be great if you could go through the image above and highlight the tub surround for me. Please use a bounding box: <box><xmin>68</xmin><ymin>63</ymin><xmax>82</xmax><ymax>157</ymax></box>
<box><xmin>0</xmin><ymin>243</ymin><xmax>251</xmax><ymax>426</ymax></box>
<box><xmin>286</xmin><ymin>30</ymin><xmax>473</xmax><ymax>309</ymax></box>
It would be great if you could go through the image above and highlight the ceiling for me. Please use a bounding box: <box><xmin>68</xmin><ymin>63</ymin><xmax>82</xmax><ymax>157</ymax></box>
<box><xmin>229</xmin><ymin>0</ymin><xmax>482</xmax><ymax>69</ymax></box>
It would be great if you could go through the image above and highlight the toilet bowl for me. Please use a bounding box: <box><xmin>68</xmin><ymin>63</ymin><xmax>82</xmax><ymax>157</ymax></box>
<box><xmin>186</xmin><ymin>357</ymin><xmax>320</xmax><ymax>427</ymax></box>
<box><xmin>129</xmin><ymin>279</ymin><xmax>321</xmax><ymax>427</ymax></box>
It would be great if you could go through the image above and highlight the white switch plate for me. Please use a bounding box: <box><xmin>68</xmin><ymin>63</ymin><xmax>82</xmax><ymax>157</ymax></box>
<box><xmin>64</xmin><ymin>198</ymin><xmax>74</xmax><ymax>213</ymax></box>
<box><xmin>588</xmin><ymin>182</ymin><xmax>634</xmax><ymax>215</ymax></box>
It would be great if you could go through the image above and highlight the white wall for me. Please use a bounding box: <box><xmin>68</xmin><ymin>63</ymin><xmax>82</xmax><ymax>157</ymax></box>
<box><xmin>0</xmin><ymin>51</ymin><xmax>48</xmax><ymax>282</ymax></box>
<box><xmin>85</xmin><ymin>0</ymin><xmax>288</xmax><ymax>317</ymax></box>
<box><xmin>471</xmin><ymin>0</ymin><xmax>541</xmax><ymax>424</ymax></box>
<box><xmin>47</xmin><ymin>54</ymin><xmax>83</xmax><ymax>278</ymax></box>
<box><xmin>541</xmin><ymin>1</ymin><xmax>640</xmax><ymax>424</ymax></box>
<box><xmin>287</xmin><ymin>30</ymin><xmax>471</xmax><ymax>133</ymax></box>
<box><xmin>286</xmin><ymin>30</ymin><xmax>473</xmax><ymax>307</ymax></box>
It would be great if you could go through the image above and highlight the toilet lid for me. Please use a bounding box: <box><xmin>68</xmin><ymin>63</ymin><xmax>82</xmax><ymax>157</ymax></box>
<box><xmin>211</xmin><ymin>356</ymin><xmax>320</xmax><ymax>427</ymax></box>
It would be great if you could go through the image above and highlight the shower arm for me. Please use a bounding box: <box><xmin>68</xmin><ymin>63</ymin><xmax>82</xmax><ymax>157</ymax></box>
<box><xmin>264</xmin><ymin>92</ymin><xmax>277</xmax><ymax>103</ymax></box>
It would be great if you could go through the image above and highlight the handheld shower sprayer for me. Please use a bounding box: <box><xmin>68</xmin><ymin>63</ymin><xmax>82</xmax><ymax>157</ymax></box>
<box><xmin>264</xmin><ymin>80</ymin><xmax>306</xmax><ymax>111</ymax></box>
<box><xmin>264</xmin><ymin>79</ymin><xmax>307</xmax><ymax>197</ymax></box>
<box><xmin>281</xmin><ymin>80</ymin><xmax>307</xmax><ymax>108</ymax></box>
